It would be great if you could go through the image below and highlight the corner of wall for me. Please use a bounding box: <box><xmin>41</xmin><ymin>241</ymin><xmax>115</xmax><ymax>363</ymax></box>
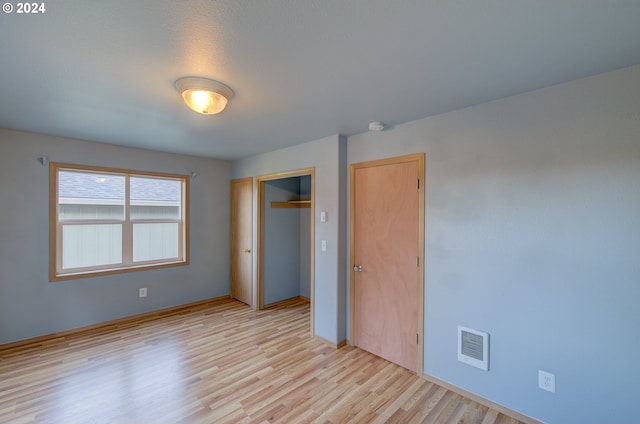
<box><xmin>337</xmin><ymin>135</ymin><xmax>348</xmax><ymax>342</ymax></box>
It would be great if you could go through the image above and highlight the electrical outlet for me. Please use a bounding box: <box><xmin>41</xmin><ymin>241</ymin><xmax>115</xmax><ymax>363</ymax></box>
<box><xmin>139</xmin><ymin>287</ymin><xmax>147</xmax><ymax>298</ymax></box>
<box><xmin>538</xmin><ymin>370</ymin><xmax>555</xmax><ymax>393</ymax></box>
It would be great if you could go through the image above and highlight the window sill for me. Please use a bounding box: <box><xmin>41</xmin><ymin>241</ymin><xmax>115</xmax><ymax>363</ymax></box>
<box><xmin>50</xmin><ymin>260</ymin><xmax>189</xmax><ymax>282</ymax></box>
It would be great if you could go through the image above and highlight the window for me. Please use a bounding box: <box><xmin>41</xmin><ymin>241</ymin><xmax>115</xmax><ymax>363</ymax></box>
<box><xmin>50</xmin><ymin>163</ymin><xmax>189</xmax><ymax>281</ymax></box>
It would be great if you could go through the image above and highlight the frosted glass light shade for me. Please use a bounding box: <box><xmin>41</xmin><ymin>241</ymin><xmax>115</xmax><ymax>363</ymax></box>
<box><xmin>175</xmin><ymin>77</ymin><xmax>234</xmax><ymax>115</ymax></box>
<box><xmin>181</xmin><ymin>89</ymin><xmax>228</xmax><ymax>115</ymax></box>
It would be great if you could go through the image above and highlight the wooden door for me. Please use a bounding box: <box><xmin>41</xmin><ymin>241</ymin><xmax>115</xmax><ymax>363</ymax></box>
<box><xmin>230</xmin><ymin>177</ymin><xmax>253</xmax><ymax>306</ymax></box>
<box><xmin>351</xmin><ymin>155</ymin><xmax>424</xmax><ymax>372</ymax></box>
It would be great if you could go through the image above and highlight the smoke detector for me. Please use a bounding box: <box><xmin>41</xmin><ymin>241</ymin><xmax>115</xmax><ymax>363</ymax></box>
<box><xmin>368</xmin><ymin>121</ymin><xmax>385</xmax><ymax>132</ymax></box>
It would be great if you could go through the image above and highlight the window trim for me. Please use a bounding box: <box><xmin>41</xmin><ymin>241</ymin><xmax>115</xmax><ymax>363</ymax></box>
<box><xmin>49</xmin><ymin>162</ymin><xmax>190</xmax><ymax>282</ymax></box>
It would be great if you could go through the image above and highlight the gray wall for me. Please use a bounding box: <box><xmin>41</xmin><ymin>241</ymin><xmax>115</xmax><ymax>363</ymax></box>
<box><xmin>263</xmin><ymin>178</ymin><xmax>301</xmax><ymax>304</ymax></box>
<box><xmin>347</xmin><ymin>65</ymin><xmax>640</xmax><ymax>423</ymax></box>
<box><xmin>299</xmin><ymin>175</ymin><xmax>311</xmax><ymax>299</ymax></box>
<box><xmin>0</xmin><ymin>129</ymin><xmax>231</xmax><ymax>344</ymax></box>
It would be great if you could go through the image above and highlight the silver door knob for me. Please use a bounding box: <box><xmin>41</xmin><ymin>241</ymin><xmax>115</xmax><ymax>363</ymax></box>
<box><xmin>244</xmin><ymin>248</ymin><xmax>251</xmax><ymax>253</ymax></box>
<box><xmin>353</xmin><ymin>265</ymin><xmax>363</xmax><ymax>272</ymax></box>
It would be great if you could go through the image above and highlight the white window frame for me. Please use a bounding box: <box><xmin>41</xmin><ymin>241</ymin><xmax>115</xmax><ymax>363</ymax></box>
<box><xmin>50</xmin><ymin>162</ymin><xmax>190</xmax><ymax>281</ymax></box>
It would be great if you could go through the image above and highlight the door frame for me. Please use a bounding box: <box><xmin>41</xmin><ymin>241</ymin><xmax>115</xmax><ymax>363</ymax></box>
<box><xmin>256</xmin><ymin>167</ymin><xmax>315</xmax><ymax>336</ymax></box>
<box><xmin>349</xmin><ymin>153</ymin><xmax>425</xmax><ymax>374</ymax></box>
<box><xmin>230</xmin><ymin>176</ymin><xmax>254</xmax><ymax>307</ymax></box>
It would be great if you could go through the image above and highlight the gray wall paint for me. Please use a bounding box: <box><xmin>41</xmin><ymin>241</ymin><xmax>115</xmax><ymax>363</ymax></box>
<box><xmin>231</xmin><ymin>135</ymin><xmax>345</xmax><ymax>344</ymax></box>
<box><xmin>299</xmin><ymin>175</ymin><xmax>311</xmax><ymax>299</ymax></box>
<box><xmin>299</xmin><ymin>208</ymin><xmax>311</xmax><ymax>299</ymax></box>
<box><xmin>337</xmin><ymin>135</ymin><xmax>347</xmax><ymax>342</ymax></box>
<box><xmin>263</xmin><ymin>179</ymin><xmax>300</xmax><ymax>304</ymax></box>
<box><xmin>0</xmin><ymin>129</ymin><xmax>231</xmax><ymax>344</ymax></box>
<box><xmin>347</xmin><ymin>65</ymin><xmax>640</xmax><ymax>424</ymax></box>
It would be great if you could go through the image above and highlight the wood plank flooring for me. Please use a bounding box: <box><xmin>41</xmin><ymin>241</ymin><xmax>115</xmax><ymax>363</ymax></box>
<box><xmin>0</xmin><ymin>298</ymin><xmax>524</xmax><ymax>424</ymax></box>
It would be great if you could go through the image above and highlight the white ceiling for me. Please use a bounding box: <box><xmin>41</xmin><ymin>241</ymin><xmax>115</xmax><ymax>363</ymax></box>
<box><xmin>1</xmin><ymin>1</ymin><xmax>639</xmax><ymax>160</ymax></box>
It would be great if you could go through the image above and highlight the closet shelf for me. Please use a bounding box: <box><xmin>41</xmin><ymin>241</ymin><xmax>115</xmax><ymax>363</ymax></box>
<box><xmin>271</xmin><ymin>200</ymin><xmax>311</xmax><ymax>208</ymax></box>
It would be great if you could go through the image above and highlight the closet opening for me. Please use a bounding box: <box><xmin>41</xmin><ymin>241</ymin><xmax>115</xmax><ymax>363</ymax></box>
<box><xmin>256</xmin><ymin>168</ymin><xmax>315</xmax><ymax>336</ymax></box>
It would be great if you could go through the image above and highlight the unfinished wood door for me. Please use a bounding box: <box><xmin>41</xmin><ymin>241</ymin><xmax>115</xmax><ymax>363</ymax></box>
<box><xmin>352</xmin><ymin>155</ymin><xmax>423</xmax><ymax>372</ymax></box>
<box><xmin>230</xmin><ymin>177</ymin><xmax>253</xmax><ymax>306</ymax></box>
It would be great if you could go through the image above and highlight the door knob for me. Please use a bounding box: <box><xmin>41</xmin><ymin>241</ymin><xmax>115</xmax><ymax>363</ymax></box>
<box><xmin>244</xmin><ymin>248</ymin><xmax>251</xmax><ymax>253</ymax></box>
<box><xmin>353</xmin><ymin>265</ymin><xmax>363</xmax><ymax>272</ymax></box>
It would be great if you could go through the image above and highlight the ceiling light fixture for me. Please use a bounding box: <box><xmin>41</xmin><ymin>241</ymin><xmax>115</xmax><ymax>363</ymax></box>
<box><xmin>175</xmin><ymin>77</ymin><xmax>234</xmax><ymax>115</ymax></box>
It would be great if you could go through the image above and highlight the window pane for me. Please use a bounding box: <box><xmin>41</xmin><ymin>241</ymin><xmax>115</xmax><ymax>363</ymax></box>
<box><xmin>58</xmin><ymin>171</ymin><xmax>125</xmax><ymax>220</ymax></box>
<box><xmin>130</xmin><ymin>177</ymin><xmax>181</xmax><ymax>220</ymax></box>
<box><xmin>62</xmin><ymin>224</ymin><xmax>122</xmax><ymax>269</ymax></box>
<box><xmin>59</xmin><ymin>204</ymin><xmax>125</xmax><ymax>221</ymax></box>
<box><xmin>133</xmin><ymin>223</ymin><xmax>179</xmax><ymax>262</ymax></box>
<box><xmin>130</xmin><ymin>205</ymin><xmax>180</xmax><ymax>220</ymax></box>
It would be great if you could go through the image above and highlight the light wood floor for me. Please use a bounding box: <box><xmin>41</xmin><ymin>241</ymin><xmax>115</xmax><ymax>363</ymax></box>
<box><xmin>0</xmin><ymin>298</ymin><xmax>524</xmax><ymax>424</ymax></box>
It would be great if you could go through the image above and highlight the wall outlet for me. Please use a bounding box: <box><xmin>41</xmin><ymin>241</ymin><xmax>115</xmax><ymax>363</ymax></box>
<box><xmin>538</xmin><ymin>370</ymin><xmax>555</xmax><ymax>393</ymax></box>
<box><xmin>139</xmin><ymin>287</ymin><xmax>147</xmax><ymax>298</ymax></box>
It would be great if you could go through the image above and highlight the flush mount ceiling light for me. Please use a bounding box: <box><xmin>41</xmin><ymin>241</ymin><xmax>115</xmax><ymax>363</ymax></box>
<box><xmin>175</xmin><ymin>77</ymin><xmax>234</xmax><ymax>115</ymax></box>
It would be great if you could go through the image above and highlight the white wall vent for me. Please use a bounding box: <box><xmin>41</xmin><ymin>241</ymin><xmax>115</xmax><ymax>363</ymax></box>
<box><xmin>458</xmin><ymin>326</ymin><xmax>489</xmax><ymax>371</ymax></box>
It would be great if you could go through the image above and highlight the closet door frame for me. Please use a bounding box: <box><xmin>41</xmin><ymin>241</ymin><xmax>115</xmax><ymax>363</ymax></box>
<box><xmin>256</xmin><ymin>167</ymin><xmax>315</xmax><ymax>335</ymax></box>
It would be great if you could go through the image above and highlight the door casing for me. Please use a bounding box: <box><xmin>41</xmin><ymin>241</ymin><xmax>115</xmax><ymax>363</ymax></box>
<box><xmin>256</xmin><ymin>167</ymin><xmax>315</xmax><ymax>337</ymax></box>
